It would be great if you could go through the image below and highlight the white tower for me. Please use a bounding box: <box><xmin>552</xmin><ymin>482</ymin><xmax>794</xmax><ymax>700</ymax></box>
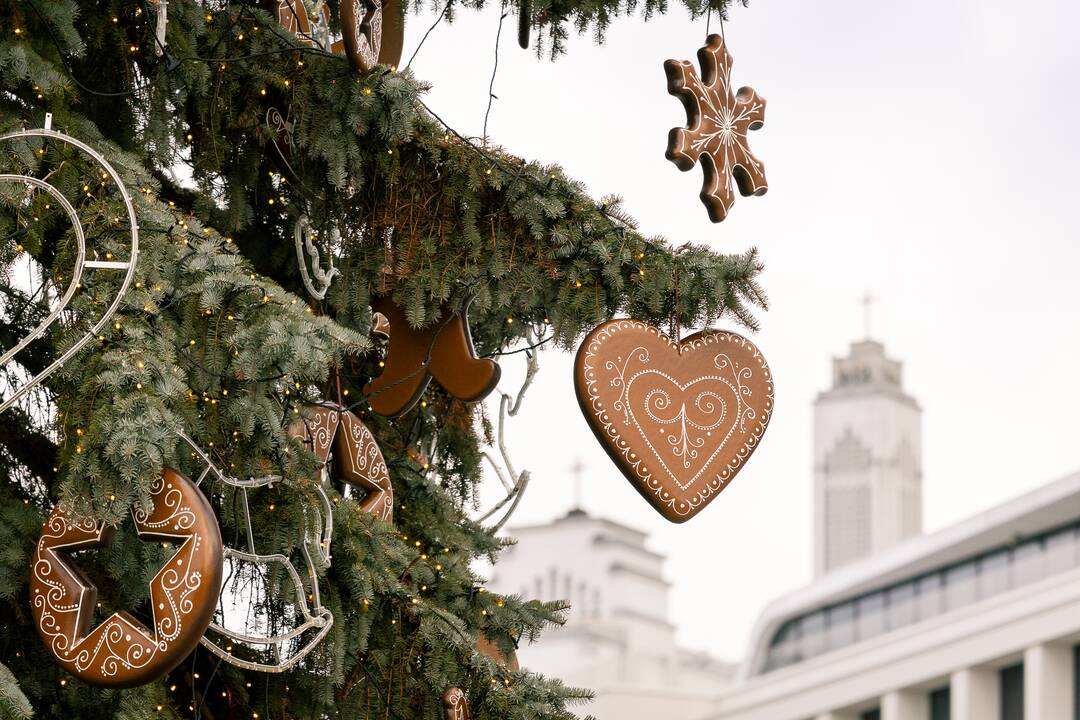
<box><xmin>813</xmin><ymin>337</ymin><xmax>922</xmax><ymax>577</ymax></box>
<box><xmin>487</xmin><ymin>465</ymin><xmax>735</xmax><ymax>720</ymax></box>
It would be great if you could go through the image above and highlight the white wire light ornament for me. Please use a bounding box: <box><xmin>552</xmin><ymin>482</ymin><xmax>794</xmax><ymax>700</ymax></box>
<box><xmin>473</xmin><ymin>327</ymin><xmax>539</xmax><ymax>531</ymax></box>
<box><xmin>176</xmin><ymin>430</ymin><xmax>335</xmax><ymax>673</ymax></box>
<box><xmin>293</xmin><ymin>216</ymin><xmax>339</xmax><ymax>301</ymax></box>
<box><xmin>0</xmin><ymin>114</ymin><xmax>139</xmax><ymax>414</ymax></box>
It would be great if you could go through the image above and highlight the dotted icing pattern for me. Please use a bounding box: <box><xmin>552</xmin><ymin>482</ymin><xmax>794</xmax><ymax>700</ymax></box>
<box><xmin>575</xmin><ymin>319</ymin><xmax>773</xmax><ymax>522</ymax></box>
<box><xmin>290</xmin><ymin>403</ymin><xmax>394</xmax><ymax>522</ymax></box>
<box><xmin>665</xmin><ymin>34</ymin><xmax>768</xmax><ymax>223</ymax></box>
<box><xmin>30</xmin><ymin>468</ymin><xmax>223</xmax><ymax>687</ymax></box>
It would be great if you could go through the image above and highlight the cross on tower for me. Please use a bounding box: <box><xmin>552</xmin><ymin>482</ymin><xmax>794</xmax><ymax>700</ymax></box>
<box><xmin>861</xmin><ymin>291</ymin><xmax>875</xmax><ymax>340</ymax></box>
<box><xmin>569</xmin><ymin>458</ymin><xmax>586</xmax><ymax>511</ymax></box>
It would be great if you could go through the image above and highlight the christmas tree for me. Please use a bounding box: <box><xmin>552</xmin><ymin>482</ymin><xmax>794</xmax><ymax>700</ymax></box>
<box><xmin>0</xmin><ymin>0</ymin><xmax>764</xmax><ymax>717</ymax></box>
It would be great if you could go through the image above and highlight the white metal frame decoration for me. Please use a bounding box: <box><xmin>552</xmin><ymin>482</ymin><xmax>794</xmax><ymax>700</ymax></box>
<box><xmin>0</xmin><ymin>114</ymin><xmax>139</xmax><ymax>413</ymax></box>
<box><xmin>177</xmin><ymin>429</ymin><xmax>335</xmax><ymax>673</ymax></box>
<box><xmin>293</xmin><ymin>215</ymin><xmax>339</xmax><ymax>301</ymax></box>
<box><xmin>473</xmin><ymin>327</ymin><xmax>539</xmax><ymax>531</ymax></box>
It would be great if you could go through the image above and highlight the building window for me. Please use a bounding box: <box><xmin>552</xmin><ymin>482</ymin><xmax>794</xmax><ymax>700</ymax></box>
<box><xmin>1046</xmin><ymin>526</ymin><xmax>1079</xmax><ymax>575</ymax></box>
<box><xmin>761</xmin><ymin>518</ymin><xmax>1080</xmax><ymax>675</ymax></box>
<box><xmin>887</xmin><ymin>581</ymin><xmax>916</xmax><ymax>629</ymax></box>
<box><xmin>1001</xmin><ymin>663</ymin><xmax>1024</xmax><ymax>720</ymax></box>
<box><xmin>916</xmin><ymin>573</ymin><xmax>944</xmax><ymax>621</ymax></box>
<box><xmin>944</xmin><ymin>562</ymin><xmax>977</xmax><ymax>611</ymax></box>
<box><xmin>764</xmin><ymin>620</ymin><xmax>799</xmax><ymax>671</ymax></box>
<box><xmin>799</xmin><ymin>611</ymin><xmax>826</xmax><ymax>659</ymax></box>
<box><xmin>857</xmin><ymin>593</ymin><xmax>886</xmax><ymax>640</ymax></box>
<box><xmin>860</xmin><ymin>710</ymin><xmax>880</xmax><ymax>720</ymax></box>
<box><xmin>979</xmin><ymin>550</ymin><xmax>1010</xmax><ymax>598</ymax></box>
<box><xmin>929</xmin><ymin>687</ymin><xmax>950</xmax><ymax>720</ymax></box>
<box><xmin>1013</xmin><ymin>540</ymin><xmax>1044</xmax><ymax>587</ymax></box>
<box><xmin>826</xmin><ymin>603</ymin><xmax>855</xmax><ymax>651</ymax></box>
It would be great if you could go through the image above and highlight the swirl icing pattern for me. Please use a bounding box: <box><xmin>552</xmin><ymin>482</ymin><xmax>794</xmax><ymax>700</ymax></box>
<box><xmin>442</xmin><ymin>687</ymin><xmax>471</xmax><ymax>720</ymax></box>
<box><xmin>289</xmin><ymin>402</ymin><xmax>394</xmax><ymax>522</ymax></box>
<box><xmin>30</xmin><ymin>467</ymin><xmax>223</xmax><ymax>686</ymax></box>
<box><xmin>574</xmin><ymin>320</ymin><xmax>773</xmax><ymax>523</ymax></box>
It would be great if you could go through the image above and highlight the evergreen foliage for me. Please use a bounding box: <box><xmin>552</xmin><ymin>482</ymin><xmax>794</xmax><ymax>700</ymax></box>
<box><xmin>0</xmin><ymin>0</ymin><xmax>765</xmax><ymax>718</ymax></box>
<box><xmin>0</xmin><ymin>661</ymin><xmax>32</xmax><ymax>720</ymax></box>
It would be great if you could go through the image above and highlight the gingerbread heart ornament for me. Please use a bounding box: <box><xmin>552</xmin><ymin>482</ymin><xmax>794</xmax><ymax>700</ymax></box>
<box><xmin>574</xmin><ymin>320</ymin><xmax>773</xmax><ymax>523</ymax></box>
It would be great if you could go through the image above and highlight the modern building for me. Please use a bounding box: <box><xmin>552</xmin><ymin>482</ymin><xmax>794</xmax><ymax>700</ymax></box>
<box><xmin>488</xmin><ymin>508</ymin><xmax>735</xmax><ymax>720</ymax></box>
<box><xmin>711</xmin><ymin>469</ymin><xmax>1080</xmax><ymax>720</ymax></box>
<box><xmin>814</xmin><ymin>339</ymin><xmax>923</xmax><ymax>577</ymax></box>
<box><xmin>711</xmin><ymin>333</ymin><xmax>1080</xmax><ymax>719</ymax></box>
<box><xmin>499</xmin><ymin>331</ymin><xmax>1080</xmax><ymax>720</ymax></box>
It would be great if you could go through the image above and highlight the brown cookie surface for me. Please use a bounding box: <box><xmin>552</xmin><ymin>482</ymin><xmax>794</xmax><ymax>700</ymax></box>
<box><xmin>665</xmin><ymin>34</ymin><xmax>767</xmax><ymax>223</ymax></box>
<box><xmin>442</xmin><ymin>687</ymin><xmax>471</xmax><ymax>720</ymax></box>
<box><xmin>288</xmin><ymin>402</ymin><xmax>394</xmax><ymax>521</ymax></box>
<box><xmin>340</xmin><ymin>0</ymin><xmax>405</xmax><ymax>73</ymax></box>
<box><xmin>478</xmin><ymin>632</ymin><xmax>520</xmax><ymax>671</ymax></box>
<box><xmin>274</xmin><ymin>0</ymin><xmax>403</xmax><ymax>71</ymax></box>
<box><xmin>363</xmin><ymin>297</ymin><xmax>501</xmax><ymax>418</ymax></box>
<box><xmin>574</xmin><ymin>319</ymin><xmax>773</xmax><ymax>522</ymax></box>
<box><xmin>30</xmin><ymin>468</ymin><xmax>223</xmax><ymax>687</ymax></box>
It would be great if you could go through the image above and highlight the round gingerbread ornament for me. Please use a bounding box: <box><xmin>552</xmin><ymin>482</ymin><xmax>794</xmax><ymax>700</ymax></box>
<box><xmin>30</xmin><ymin>467</ymin><xmax>223</xmax><ymax>687</ymax></box>
<box><xmin>275</xmin><ymin>0</ymin><xmax>404</xmax><ymax>71</ymax></box>
<box><xmin>574</xmin><ymin>320</ymin><xmax>773</xmax><ymax>523</ymax></box>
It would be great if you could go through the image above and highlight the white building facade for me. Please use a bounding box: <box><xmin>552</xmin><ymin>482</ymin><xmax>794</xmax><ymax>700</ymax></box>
<box><xmin>814</xmin><ymin>340</ymin><xmax>923</xmax><ymax>577</ymax></box>
<box><xmin>497</xmin><ymin>334</ymin><xmax>1080</xmax><ymax>720</ymax></box>
<box><xmin>713</xmin><ymin>470</ymin><xmax>1080</xmax><ymax>720</ymax></box>
<box><xmin>488</xmin><ymin>509</ymin><xmax>734</xmax><ymax>720</ymax></box>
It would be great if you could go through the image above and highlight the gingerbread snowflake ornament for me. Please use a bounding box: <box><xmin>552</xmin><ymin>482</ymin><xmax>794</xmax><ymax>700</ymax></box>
<box><xmin>665</xmin><ymin>34</ymin><xmax>767</xmax><ymax>223</ymax></box>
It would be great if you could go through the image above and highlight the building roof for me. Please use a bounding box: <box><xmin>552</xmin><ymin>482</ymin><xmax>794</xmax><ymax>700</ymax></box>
<box><xmin>509</xmin><ymin>508</ymin><xmax>667</xmax><ymax>560</ymax></box>
<box><xmin>740</xmin><ymin>468</ymin><xmax>1080</xmax><ymax>678</ymax></box>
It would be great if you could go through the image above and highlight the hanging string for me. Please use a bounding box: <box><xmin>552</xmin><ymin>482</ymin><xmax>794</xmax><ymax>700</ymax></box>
<box><xmin>670</xmin><ymin>260</ymin><xmax>680</xmax><ymax>342</ymax></box>
<box><xmin>405</xmin><ymin>0</ymin><xmax>453</xmax><ymax>70</ymax></box>
<box><xmin>706</xmin><ymin>7</ymin><xmax>712</xmax><ymax>38</ymax></box>
<box><xmin>483</xmin><ymin>3</ymin><xmax>509</xmax><ymax>147</ymax></box>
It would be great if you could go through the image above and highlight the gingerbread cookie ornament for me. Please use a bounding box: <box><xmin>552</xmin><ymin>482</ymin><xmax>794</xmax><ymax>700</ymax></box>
<box><xmin>478</xmin><ymin>632</ymin><xmax>520</xmax><ymax>671</ymax></box>
<box><xmin>443</xmin><ymin>688</ymin><xmax>471</xmax><ymax>720</ymax></box>
<box><xmin>665</xmin><ymin>34</ymin><xmax>767</xmax><ymax>223</ymax></box>
<box><xmin>275</xmin><ymin>0</ymin><xmax>404</xmax><ymax>70</ymax></box>
<box><xmin>289</xmin><ymin>403</ymin><xmax>394</xmax><ymax>521</ymax></box>
<box><xmin>30</xmin><ymin>468</ymin><xmax>223</xmax><ymax>687</ymax></box>
<box><xmin>363</xmin><ymin>297</ymin><xmax>501</xmax><ymax>418</ymax></box>
<box><xmin>574</xmin><ymin>320</ymin><xmax>773</xmax><ymax>522</ymax></box>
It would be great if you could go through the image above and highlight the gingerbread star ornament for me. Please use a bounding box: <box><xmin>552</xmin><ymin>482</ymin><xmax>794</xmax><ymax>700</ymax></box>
<box><xmin>665</xmin><ymin>34</ymin><xmax>768</xmax><ymax>223</ymax></box>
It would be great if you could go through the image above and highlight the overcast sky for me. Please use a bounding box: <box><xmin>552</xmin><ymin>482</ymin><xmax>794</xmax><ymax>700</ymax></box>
<box><xmin>404</xmin><ymin>0</ymin><xmax>1080</xmax><ymax>661</ymax></box>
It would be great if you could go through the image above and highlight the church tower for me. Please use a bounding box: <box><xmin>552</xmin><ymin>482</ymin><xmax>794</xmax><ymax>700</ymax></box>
<box><xmin>813</xmin><ymin>338</ymin><xmax>922</xmax><ymax>577</ymax></box>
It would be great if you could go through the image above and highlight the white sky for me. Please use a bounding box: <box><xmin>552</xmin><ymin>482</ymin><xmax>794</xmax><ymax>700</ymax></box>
<box><xmin>404</xmin><ymin>0</ymin><xmax>1080</xmax><ymax>661</ymax></box>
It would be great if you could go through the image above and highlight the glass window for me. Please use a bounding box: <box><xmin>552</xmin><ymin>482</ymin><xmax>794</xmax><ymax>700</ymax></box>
<box><xmin>945</xmin><ymin>562</ymin><xmax>977</xmax><ymax>611</ymax></box>
<box><xmin>1046</xmin><ymin>527</ymin><xmax>1078</xmax><ymax>575</ymax></box>
<box><xmin>860</xmin><ymin>710</ymin><xmax>881</xmax><ymax>720</ymax></box>
<box><xmin>765</xmin><ymin>620</ymin><xmax>799</xmax><ymax>671</ymax></box>
<box><xmin>1000</xmin><ymin>663</ymin><xmax>1024</xmax><ymax>720</ymax></box>
<box><xmin>1013</xmin><ymin>540</ymin><xmax>1044</xmax><ymax>587</ymax></box>
<box><xmin>887</xmin><ymin>582</ymin><xmax>916</xmax><ymax>630</ymax></box>
<box><xmin>979</xmin><ymin>550</ymin><xmax>1010</xmax><ymax>599</ymax></box>
<box><xmin>917</xmin><ymin>574</ymin><xmax>944</xmax><ymax>621</ymax></box>
<box><xmin>929</xmin><ymin>687</ymin><xmax>950</xmax><ymax>720</ymax></box>
<box><xmin>857</xmin><ymin>593</ymin><xmax>887</xmax><ymax>640</ymax></box>
<box><xmin>826</xmin><ymin>603</ymin><xmax>855</xmax><ymax>651</ymax></box>
<box><xmin>799</xmin><ymin>611</ymin><xmax>826</xmax><ymax>660</ymax></box>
